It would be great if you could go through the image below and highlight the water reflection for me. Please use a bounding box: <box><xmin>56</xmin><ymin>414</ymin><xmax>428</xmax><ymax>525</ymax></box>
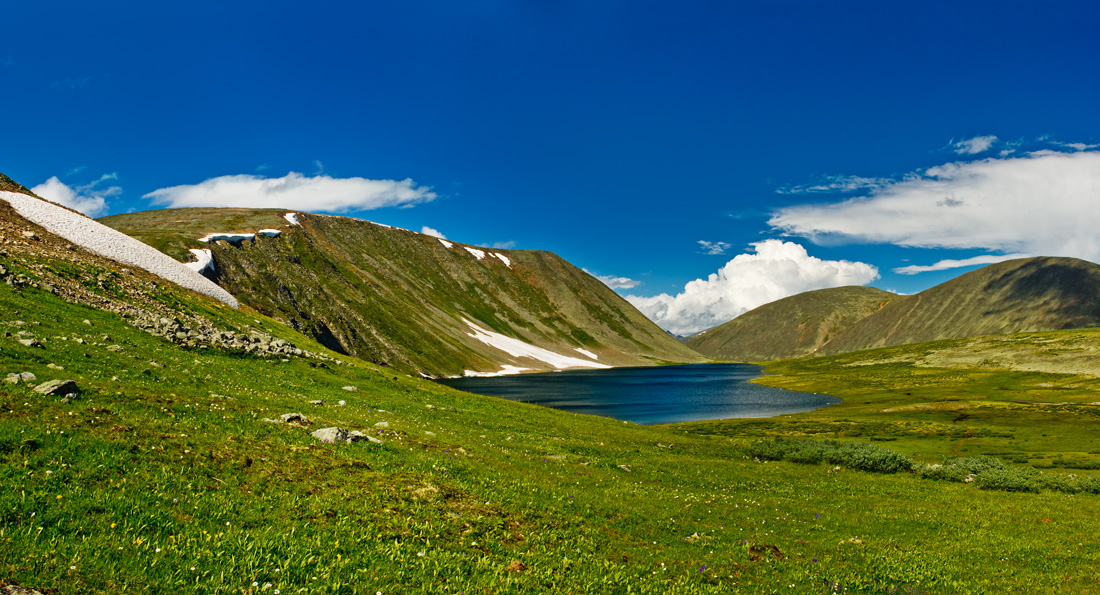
<box><xmin>438</xmin><ymin>363</ymin><xmax>839</xmax><ymax>425</ymax></box>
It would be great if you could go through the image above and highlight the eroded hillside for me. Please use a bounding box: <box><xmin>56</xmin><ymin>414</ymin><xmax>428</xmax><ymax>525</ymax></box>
<box><xmin>101</xmin><ymin>209</ymin><xmax>706</xmax><ymax>376</ymax></box>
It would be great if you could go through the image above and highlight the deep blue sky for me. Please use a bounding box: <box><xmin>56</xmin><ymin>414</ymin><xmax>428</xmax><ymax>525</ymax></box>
<box><xmin>4</xmin><ymin>1</ymin><xmax>1100</xmax><ymax>333</ymax></box>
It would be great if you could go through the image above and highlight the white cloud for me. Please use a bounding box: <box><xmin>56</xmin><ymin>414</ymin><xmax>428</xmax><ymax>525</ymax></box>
<box><xmin>624</xmin><ymin>240</ymin><xmax>878</xmax><ymax>336</ymax></box>
<box><xmin>144</xmin><ymin>172</ymin><xmax>436</xmax><ymax>212</ymax></box>
<box><xmin>951</xmin><ymin>135</ymin><xmax>998</xmax><ymax>155</ymax></box>
<box><xmin>697</xmin><ymin>240</ymin><xmax>731</xmax><ymax>255</ymax></box>
<box><xmin>420</xmin><ymin>226</ymin><xmax>445</xmax><ymax>239</ymax></box>
<box><xmin>1052</xmin><ymin>141</ymin><xmax>1099</xmax><ymax>152</ymax></box>
<box><xmin>479</xmin><ymin>240</ymin><xmax>516</xmax><ymax>249</ymax></box>
<box><xmin>893</xmin><ymin>253</ymin><xmax>1030</xmax><ymax>275</ymax></box>
<box><xmin>769</xmin><ymin>150</ymin><xmax>1100</xmax><ymax>262</ymax></box>
<box><xmin>30</xmin><ymin>173</ymin><xmax>120</xmax><ymax>217</ymax></box>
<box><xmin>597</xmin><ymin>274</ymin><xmax>641</xmax><ymax>290</ymax></box>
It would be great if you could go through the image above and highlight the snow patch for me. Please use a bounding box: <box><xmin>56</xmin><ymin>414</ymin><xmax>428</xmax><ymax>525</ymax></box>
<box><xmin>284</xmin><ymin>212</ymin><xmax>300</xmax><ymax>226</ymax></box>
<box><xmin>257</xmin><ymin>229</ymin><xmax>282</xmax><ymax>238</ymax></box>
<box><xmin>493</xmin><ymin>253</ymin><xmax>511</xmax><ymax>267</ymax></box>
<box><xmin>463</xmin><ymin>365</ymin><xmax>531</xmax><ymax>377</ymax></box>
<box><xmin>439</xmin><ymin>239</ymin><xmax>454</xmax><ymax>249</ymax></box>
<box><xmin>198</xmin><ymin>232</ymin><xmax>256</xmax><ymax>244</ymax></box>
<box><xmin>464</xmin><ymin>247</ymin><xmax>486</xmax><ymax>260</ymax></box>
<box><xmin>463</xmin><ymin>319</ymin><xmax>610</xmax><ymax>370</ymax></box>
<box><xmin>0</xmin><ymin>190</ymin><xmax>238</xmax><ymax>307</ymax></box>
<box><xmin>370</xmin><ymin>221</ymin><xmax>393</xmax><ymax>229</ymax></box>
<box><xmin>575</xmin><ymin>348</ymin><xmax>599</xmax><ymax>360</ymax></box>
<box><xmin>183</xmin><ymin>248</ymin><xmax>214</xmax><ymax>274</ymax></box>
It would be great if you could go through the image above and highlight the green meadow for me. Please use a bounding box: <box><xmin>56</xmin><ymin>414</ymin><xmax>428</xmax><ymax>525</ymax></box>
<box><xmin>3</xmin><ymin>275</ymin><xmax>1100</xmax><ymax>593</ymax></box>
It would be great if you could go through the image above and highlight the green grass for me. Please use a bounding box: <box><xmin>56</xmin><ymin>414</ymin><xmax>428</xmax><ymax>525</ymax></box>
<box><xmin>5</xmin><ymin>270</ymin><xmax>1100</xmax><ymax>592</ymax></box>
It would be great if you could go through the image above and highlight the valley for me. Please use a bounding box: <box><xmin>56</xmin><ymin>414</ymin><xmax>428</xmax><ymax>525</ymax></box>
<box><xmin>3</xmin><ymin>175</ymin><xmax>1100</xmax><ymax>594</ymax></box>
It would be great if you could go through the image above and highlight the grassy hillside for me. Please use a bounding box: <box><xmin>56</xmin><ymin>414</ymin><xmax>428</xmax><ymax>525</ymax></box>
<box><xmin>100</xmin><ymin>208</ymin><xmax>706</xmax><ymax>377</ymax></box>
<box><xmin>690</xmin><ymin>257</ymin><xmax>1100</xmax><ymax>362</ymax></box>
<box><xmin>820</xmin><ymin>257</ymin><xmax>1100</xmax><ymax>354</ymax></box>
<box><xmin>6</xmin><ymin>185</ymin><xmax>1100</xmax><ymax>593</ymax></box>
<box><xmin>686</xmin><ymin>286</ymin><xmax>897</xmax><ymax>361</ymax></box>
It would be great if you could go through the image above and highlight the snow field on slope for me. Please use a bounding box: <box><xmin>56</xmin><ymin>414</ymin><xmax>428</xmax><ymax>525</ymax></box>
<box><xmin>463</xmin><ymin>365</ymin><xmax>531</xmax><ymax>377</ymax></box>
<box><xmin>463</xmin><ymin>318</ymin><xmax>610</xmax><ymax>370</ymax></box>
<box><xmin>184</xmin><ymin>248</ymin><xmax>214</xmax><ymax>273</ymax></box>
<box><xmin>1</xmin><ymin>191</ymin><xmax>239</xmax><ymax>307</ymax></box>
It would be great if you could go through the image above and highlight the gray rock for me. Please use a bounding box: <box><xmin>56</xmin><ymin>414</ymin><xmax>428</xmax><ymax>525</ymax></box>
<box><xmin>312</xmin><ymin>427</ymin><xmax>349</xmax><ymax>443</ymax></box>
<box><xmin>352</xmin><ymin>431</ymin><xmax>383</xmax><ymax>444</ymax></box>
<box><xmin>342</xmin><ymin>386</ymin><xmax>359</xmax><ymax>392</ymax></box>
<box><xmin>20</xmin><ymin>372</ymin><xmax>36</xmax><ymax>382</ymax></box>
<box><xmin>4</xmin><ymin>374</ymin><xmax>18</xmax><ymax>384</ymax></box>
<box><xmin>279</xmin><ymin>412</ymin><xmax>310</xmax><ymax>425</ymax></box>
<box><xmin>33</xmin><ymin>380</ymin><xmax>78</xmax><ymax>396</ymax></box>
<box><xmin>374</xmin><ymin>421</ymin><xmax>390</xmax><ymax>428</ymax></box>
<box><xmin>17</xmin><ymin>338</ymin><xmax>40</xmax><ymax>348</ymax></box>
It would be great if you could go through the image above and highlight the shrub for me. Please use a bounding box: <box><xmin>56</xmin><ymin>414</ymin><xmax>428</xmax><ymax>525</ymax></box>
<box><xmin>919</xmin><ymin>457</ymin><xmax>1006</xmax><ymax>482</ymax></box>
<box><xmin>747</xmin><ymin>438</ymin><xmax>913</xmax><ymax>474</ymax></box>
<box><xmin>975</xmin><ymin>467</ymin><xmax>1041</xmax><ymax>493</ymax></box>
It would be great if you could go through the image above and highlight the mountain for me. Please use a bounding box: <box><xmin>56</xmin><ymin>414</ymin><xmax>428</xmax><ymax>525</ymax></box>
<box><xmin>690</xmin><ymin>257</ymin><xmax>1100</xmax><ymax>361</ymax></box>
<box><xmin>818</xmin><ymin>257</ymin><xmax>1100</xmax><ymax>354</ymax></box>
<box><xmin>685</xmin><ymin>286</ymin><xmax>898</xmax><ymax>361</ymax></box>
<box><xmin>99</xmin><ymin>208</ymin><xmax>706</xmax><ymax>376</ymax></box>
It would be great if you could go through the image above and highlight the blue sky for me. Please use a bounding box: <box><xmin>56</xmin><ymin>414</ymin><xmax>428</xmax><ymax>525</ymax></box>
<box><xmin>4</xmin><ymin>1</ymin><xmax>1100</xmax><ymax>334</ymax></box>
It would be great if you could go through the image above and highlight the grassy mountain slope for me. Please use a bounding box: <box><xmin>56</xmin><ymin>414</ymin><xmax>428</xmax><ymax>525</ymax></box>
<box><xmin>686</xmin><ymin>286</ymin><xmax>897</xmax><ymax>361</ymax></box>
<box><xmin>100</xmin><ymin>209</ymin><xmax>706</xmax><ymax>376</ymax></box>
<box><xmin>820</xmin><ymin>257</ymin><xmax>1100</xmax><ymax>354</ymax></box>
<box><xmin>6</xmin><ymin>175</ymin><xmax>1100</xmax><ymax>593</ymax></box>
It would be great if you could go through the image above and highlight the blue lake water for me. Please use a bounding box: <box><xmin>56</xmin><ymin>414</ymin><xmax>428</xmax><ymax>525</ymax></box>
<box><xmin>438</xmin><ymin>363</ymin><xmax>840</xmax><ymax>425</ymax></box>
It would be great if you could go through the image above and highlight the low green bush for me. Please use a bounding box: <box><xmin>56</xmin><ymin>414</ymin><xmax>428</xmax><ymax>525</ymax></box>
<box><xmin>747</xmin><ymin>438</ymin><xmax>914</xmax><ymax>473</ymax></box>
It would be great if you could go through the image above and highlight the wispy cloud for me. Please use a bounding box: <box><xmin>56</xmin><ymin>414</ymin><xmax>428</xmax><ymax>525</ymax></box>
<box><xmin>144</xmin><ymin>172</ymin><xmax>436</xmax><ymax>212</ymax></box>
<box><xmin>770</xmin><ymin>148</ymin><xmax>1100</xmax><ymax>262</ymax></box>
<box><xmin>950</xmin><ymin>135</ymin><xmax>998</xmax><ymax>155</ymax></box>
<box><xmin>420</xmin><ymin>226</ymin><xmax>445</xmax><ymax>239</ymax></box>
<box><xmin>624</xmin><ymin>240</ymin><xmax>878</xmax><ymax>336</ymax></box>
<box><xmin>1049</xmin><ymin>140</ymin><xmax>1099</xmax><ymax>152</ymax></box>
<box><xmin>479</xmin><ymin>240</ymin><xmax>516</xmax><ymax>249</ymax></box>
<box><xmin>697</xmin><ymin>240</ymin><xmax>731</xmax><ymax>255</ymax></box>
<box><xmin>583</xmin><ymin>269</ymin><xmax>641</xmax><ymax>290</ymax></box>
<box><xmin>30</xmin><ymin>172</ymin><xmax>121</xmax><ymax>217</ymax></box>
<box><xmin>776</xmin><ymin>175</ymin><xmax>889</xmax><ymax>195</ymax></box>
<box><xmin>893</xmin><ymin>253</ymin><xmax>1030</xmax><ymax>275</ymax></box>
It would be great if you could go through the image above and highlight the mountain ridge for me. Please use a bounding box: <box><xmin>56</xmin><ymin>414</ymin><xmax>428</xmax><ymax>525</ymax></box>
<box><xmin>689</xmin><ymin>256</ymin><xmax>1100</xmax><ymax>361</ymax></box>
<box><xmin>100</xmin><ymin>207</ymin><xmax>707</xmax><ymax>376</ymax></box>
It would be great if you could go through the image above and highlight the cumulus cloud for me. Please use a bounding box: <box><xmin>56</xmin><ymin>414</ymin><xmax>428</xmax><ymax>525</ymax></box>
<box><xmin>30</xmin><ymin>173</ymin><xmax>120</xmax><ymax>217</ymax></box>
<box><xmin>697</xmin><ymin>240</ymin><xmax>732</xmax><ymax>255</ymax></box>
<box><xmin>950</xmin><ymin>135</ymin><xmax>998</xmax><ymax>155</ymax></box>
<box><xmin>420</xmin><ymin>226</ymin><xmax>446</xmax><ymax>239</ymax></box>
<box><xmin>624</xmin><ymin>240</ymin><xmax>878</xmax><ymax>336</ymax></box>
<box><xmin>893</xmin><ymin>253</ymin><xmax>1030</xmax><ymax>275</ymax></box>
<box><xmin>144</xmin><ymin>172</ymin><xmax>436</xmax><ymax>212</ymax></box>
<box><xmin>770</xmin><ymin>150</ymin><xmax>1100</xmax><ymax>262</ymax></box>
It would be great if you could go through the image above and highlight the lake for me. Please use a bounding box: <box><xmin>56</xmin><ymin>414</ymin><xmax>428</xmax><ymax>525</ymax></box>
<box><xmin>438</xmin><ymin>363</ymin><xmax>839</xmax><ymax>425</ymax></box>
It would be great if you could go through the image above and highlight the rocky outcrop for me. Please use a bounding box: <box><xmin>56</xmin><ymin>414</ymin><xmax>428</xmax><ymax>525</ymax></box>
<box><xmin>129</xmin><ymin>313</ymin><xmax>327</xmax><ymax>360</ymax></box>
